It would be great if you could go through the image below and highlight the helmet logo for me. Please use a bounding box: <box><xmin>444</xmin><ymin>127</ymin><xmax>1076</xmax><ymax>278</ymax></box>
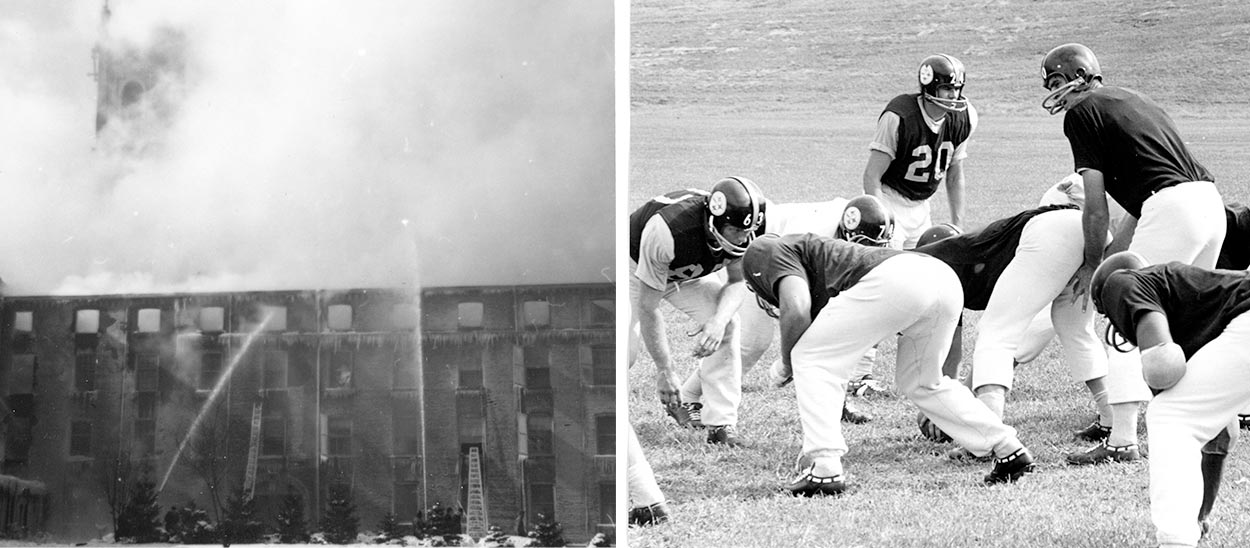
<box><xmin>709</xmin><ymin>191</ymin><xmax>727</xmax><ymax>215</ymax></box>
<box><xmin>842</xmin><ymin>206</ymin><xmax>862</xmax><ymax>230</ymax></box>
<box><xmin>919</xmin><ymin>64</ymin><xmax>934</xmax><ymax>85</ymax></box>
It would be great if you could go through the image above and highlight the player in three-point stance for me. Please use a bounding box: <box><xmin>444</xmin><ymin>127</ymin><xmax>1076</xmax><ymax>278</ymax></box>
<box><xmin>1090</xmin><ymin>251</ymin><xmax>1250</xmax><ymax>547</ymax></box>
<box><xmin>628</xmin><ymin>176</ymin><xmax>767</xmax><ymax>446</ymax></box>
<box><xmin>742</xmin><ymin>232</ymin><xmax>1035</xmax><ymax>496</ymax></box>
<box><xmin>1042</xmin><ymin>43</ymin><xmax>1226</xmax><ymax>465</ymax></box>
<box><xmin>911</xmin><ymin>203</ymin><xmax>1112</xmax><ymax>455</ymax></box>
<box><xmin>863</xmin><ymin>53</ymin><xmax>975</xmax><ymax>250</ymax></box>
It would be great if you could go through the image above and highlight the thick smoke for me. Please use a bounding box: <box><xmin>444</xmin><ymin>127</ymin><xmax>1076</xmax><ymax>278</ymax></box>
<box><xmin>0</xmin><ymin>1</ymin><xmax>615</xmax><ymax>295</ymax></box>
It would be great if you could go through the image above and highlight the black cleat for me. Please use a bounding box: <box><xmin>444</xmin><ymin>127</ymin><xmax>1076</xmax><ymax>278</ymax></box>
<box><xmin>1065</xmin><ymin>442</ymin><xmax>1141</xmax><ymax>465</ymax></box>
<box><xmin>841</xmin><ymin>402</ymin><xmax>872</xmax><ymax>424</ymax></box>
<box><xmin>628</xmin><ymin>502</ymin><xmax>670</xmax><ymax>526</ymax></box>
<box><xmin>665</xmin><ymin>401</ymin><xmax>704</xmax><ymax>428</ymax></box>
<box><xmin>706</xmin><ymin>424</ymin><xmax>744</xmax><ymax>447</ymax></box>
<box><xmin>984</xmin><ymin>447</ymin><xmax>1036</xmax><ymax>485</ymax></box>
<box><xmin>1073</xmin><ymin>420</ymin><xmax>1112</xmax><ymax>442</ymax></box>
<box><xmin>786</xmin><ymin>467</ymin><xmax>848</xmax><ymax>497</ymax></box>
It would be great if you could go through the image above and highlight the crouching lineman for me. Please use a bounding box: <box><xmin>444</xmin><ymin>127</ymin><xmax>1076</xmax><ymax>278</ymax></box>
<box><xmin>628</xmin><ymin>176</ymin><xmax>766</xmax><ymax>446</ymax></box>
<box><xmin>742</xmin><ymin>232</ymin><xmax>1035</xmax><ymax>495</ymax></box>
<box><xmin>912</xmin><ymin>203</ymin><xmax>1112</xmax><ymax>455</ymax></box>
<box><xmin>1091</xmin><ymin>251</ymin><xmax>1250</xmax><ymax>547</ymax></box>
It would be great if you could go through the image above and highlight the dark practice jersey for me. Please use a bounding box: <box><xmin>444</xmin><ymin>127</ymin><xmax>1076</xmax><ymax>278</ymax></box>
<box><xmin>1101</xmin><ymin>263</ymin><xmax>1250</xmax><ymax>358</ymax></box>
<box><xmin>1063</xmin><ymin>86</ymin><xmax>1214</xmax><ymax>218</ymax></box>
<box><xmin>879</xmin><ymin>93</ymin><xmax>973</xmax><ymax>201</ymax></box>
<box><xmin>913</xmin><ymin>205</ymin><xmax>1078</xmax><ymax>310</ymax></box>
<box><xmin>743</xmin><ymin>233</ymin><xmax>903</xmax><ymax>320</ymax></box>
<box><xmin>629</xmin><ymin>189</ymin><xmax>754</xmax><ymax>284</ymax></box>
<box><xmin>1217</xmin><ymin>202</ymin><xmax>1250</xmax><ymax>270</ymax></box>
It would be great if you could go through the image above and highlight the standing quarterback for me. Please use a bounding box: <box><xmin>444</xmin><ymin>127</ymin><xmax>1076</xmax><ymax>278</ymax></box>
<box><xmin>1042</xmin><ymin>43</ymin><xmax>1226</xmax><ymax>464</ymax></box>
<box><xmin>628</xmin><ymin>177</ymin><xmax>766</xmax><ymax>446</ymax></box>
<box><xmin>743</xmin><ymin>233</ymin><xmax>1035</xmax><ymax>495</ymax></box>
<box><xmin>863</xmin><ymin>53</ymin><xmax>975</xmax><ymax>249</ymax></box>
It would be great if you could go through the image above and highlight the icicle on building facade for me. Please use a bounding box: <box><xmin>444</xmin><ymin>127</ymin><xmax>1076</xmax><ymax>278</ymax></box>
<box><xmin>0</xmin><ymin>285</ymin><xmax>616</xmax><ymax>542</ymax></box>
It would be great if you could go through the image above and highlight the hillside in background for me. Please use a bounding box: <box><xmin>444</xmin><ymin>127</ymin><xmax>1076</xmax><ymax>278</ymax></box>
<box><xmin>632</xmin><ymin>0</ymin><xmax>1250</xmax><ymax>117</ymax></box>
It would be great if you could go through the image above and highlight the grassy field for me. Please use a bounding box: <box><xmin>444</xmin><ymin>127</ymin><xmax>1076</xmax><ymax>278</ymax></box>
<box><xmin>627</xmin><ymin>1</ymin><xmax>1250</xmax><ymax>547</ymax></box>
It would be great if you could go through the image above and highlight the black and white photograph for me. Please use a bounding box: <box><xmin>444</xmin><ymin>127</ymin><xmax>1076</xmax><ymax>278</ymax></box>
<box><xmin>627</xmin><ymin>1</ymin><xmax>1250</xmax><ymax>547</ymax></box>
<box><xmin>0</xmin><ymin>1</ymin><xmax>615</xmax><ymax>546</ymax></box>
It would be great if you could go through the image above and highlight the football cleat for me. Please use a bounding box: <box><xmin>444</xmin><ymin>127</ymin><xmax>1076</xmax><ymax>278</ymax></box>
<box><xmin>947</xmin><ymin>446</ymin><xmax>991</xmax><ymax>463</ymax></box>
<box><xmin>664</xmin><ymin>401</ymin><xmax>703</xmax><ymax>429</ymax></box>
<box><xmin>786</xmin><ymin>465</ymin><xmax>848</xmax><ymax>497</ymax></box>
<box><xmin>848</xmin><ymin>374</ymin><xmax>890</xmax><ymax>397</ymax></box>
<box><xmin>1073</xmin><ymin>420</ymin><xmax>1112</xmax><ymax>442</ymax></box>
<box><xmin>984</xmin><ymin>447</ymin><xmax>1036</xmax><ymax>485</ymax></box>
<box><xmin>706</xmin><ymin>425</ymin><xmax>744</xmax><ymax>447</ymax></box>
<box><xmin>1065</xmin><ymin>442</ymin><xmax>1141</xmax><ymax>465</ymax></box>
<box><xmin>841</xmin><ymin>402</ymin><xmax>872</xmax><ymax>424</ymax></box>
<box><xmin>768</xmin><ymin>359</ymin><xmax>793</xmax><ymax>388</ymax></box>
<box><xmin>628</xmin><ymin>502</ymin><xmax>670</xmax><ymax>527</ymax></box>
<box><xmin>918</xmin><ymin>411</ymin><xmax>953</xmax><ymax>443</ymax></box>
<box><xmin>1240</xmin><ymin>414</ymin><xmax>1250</xmax><ymax>430</ymax></box>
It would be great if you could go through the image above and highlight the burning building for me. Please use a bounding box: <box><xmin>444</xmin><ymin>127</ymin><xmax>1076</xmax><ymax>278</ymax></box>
<box><xmin>0</xmin><ymin>284</ymin><xmax>616</xmax><ymax>542</ymax></box>
<box><xmin>0</xmin><ymin>2</ymin><xmax>617</xmax><ymax>544</ymax></box>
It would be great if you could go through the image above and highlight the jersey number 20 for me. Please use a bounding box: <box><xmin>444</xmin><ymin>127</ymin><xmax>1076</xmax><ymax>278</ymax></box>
<box><xmin>904</xmin><ymin>142</ymin><xmax>955</xmax><ymax>183</ymax></box>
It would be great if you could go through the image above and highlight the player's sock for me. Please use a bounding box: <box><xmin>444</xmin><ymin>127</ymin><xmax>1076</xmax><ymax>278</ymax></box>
<box><xmin>1085</xmin><ymin>378</ymin><xmax>1112</xmax><ymax>425</ymax></box>
<box><xmin>1108</xmin><ymin>402</ymin><xmax>1140</xmax><ymax>447</ymax></box>
<box><xmin>850</xmin><ymin>344</ymin><xmax>878</xmax><ymax>381</ymax></box>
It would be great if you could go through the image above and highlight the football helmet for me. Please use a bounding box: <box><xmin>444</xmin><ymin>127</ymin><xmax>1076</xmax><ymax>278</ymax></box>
<box><xmin>836</xmin><ymin>195</ymin><xmax>895</xmax><ymax>247</ymax></box>
<box><xmin>1091</xmin><ymin>250</ymin><xmax>1148</xmax><ymax>314</ymax></box>
<box><xmin>918</xmin><ymin>54</ymin><xmax>968</xmax><ymax>112</ymax></box>
<box><xmin>706</xmin><ymin>176</ymin><xmax>766</xmax><ymax>257</ymax></box>
<box><xmin>916</xmin><ymin>223</ymin><xmax>962</xmax><ymax>247</ymax></box>
<box><xmin>1041</xmin><ymin>43</ymin><xmax>1102</xmax><ymax>115</ymax></box>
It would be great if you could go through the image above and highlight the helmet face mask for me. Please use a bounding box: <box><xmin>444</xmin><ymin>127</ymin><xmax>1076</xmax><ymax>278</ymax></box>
<box><xmin>1040</xmin><ymin>43</ymin><xmax>1101</xmax><ymax>115</ymax></box>
<box><xmin>836</xmin><ymin>195</ymin><xmax>895</xmax><ymax>247</ymax></box>
<box><xmin>706</xmin><ymin>177</ymin><xmax>766</xmax><ymax>257</ymax></box>
<box><xmin>918</xmin><ymin>54</ymin><xmax>968</xmax><ymax>112</ymax></box>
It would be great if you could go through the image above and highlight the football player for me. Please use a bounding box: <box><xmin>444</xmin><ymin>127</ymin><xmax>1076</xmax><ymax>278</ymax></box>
<box><xmin>863</xmin><ymin>54</ymin><xmax>976</xmax><ymax>249</ymax></box>
<box><xmin>1090</xmin><ymin>251</ymin><xmax>1250</xmax><ymax>547</ymax></box>
<box><xmin>628</xmin><ymin>176</ymin><xmax>766</xmax><ymax>446</ymax></box>
<box><xmin>626</xmin><ymin>423</ymin><xmax>669</xmax><ymax>527</ymax></box>
<box><xmin>912</xmin><ymin>203</ymin><xmax>1113</xmax><ymax>459</ymax></box>
<box><xmin>743</xmin><ymin>232</ymin><xmax>1035</xmax><ymax>496</ymax></box>
<box><xmin>1042</xmin><ymin>43</ymin><xmax>1226</xmax><ymax>465</ymax></box>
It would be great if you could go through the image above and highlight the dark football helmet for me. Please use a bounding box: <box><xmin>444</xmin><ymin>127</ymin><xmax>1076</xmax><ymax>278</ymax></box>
<box><xmin>836</xmin><ymin>195</ymin><xmax>895</xmax><ymax>247</ymax></box>
<box><xmin>916</xmin><ymin>223</ymin><xmax>962</xmax><ymax>248</ymax></box>
<box><xmin>1041</xmin><ymin>43</ymin><xmax>1102</xmax><ymax>115</ymax></box>
<box><xmin>918</xmin><ymin>54</ymin><xmax>968</xmax><ymax>112</ymax></box>
<box><xmin>1091</xmin><ymin>250</ymin><xmax>1148</xmax><ymax>314</ymax></box>
<box><xmin>706</xmin><ymin>176</ymin><xmax>766</xmax><ymax>257</ymax></box>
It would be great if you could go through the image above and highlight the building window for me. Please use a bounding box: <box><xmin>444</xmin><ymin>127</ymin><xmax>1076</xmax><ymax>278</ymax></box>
<box><xmin>135</xmin><ymin>419</ymin><xmax>156</xmax><ymax>456</ymax></box>
<box><xmin>459</xmin><ymin>369</ymin><xmax>483</xmax><ymax>389</ymax></box>
<box><xmin>201</xmin><ymin>352</ymin><xmax>223</xmax><ymax>390</ymax></box>
<box><xmin>525</xmin><ymin>368</ymin><xmax>550</xmax><ymax>389</ymax></box>
<box><xmin>262</xmin><ymin>414</ymin><xmax>286</xmax><ymax>456</ymax></box>
<box><xmin>137</xmin><ymin>308</ymin><xmax>161</xmax><ymax>333</ymax></box>
<box><xmin>393</xmin><ymin>346</ymin><xmax>418</xmax><ymax>390</ymax></box>
<box><xmin>328</xmin><ymin>350</ymin><xmax>353</xmax><ymax>389</ymax></box>
<box><xmin>70</xmin><ymin>421</ymin><xmax>92</xmax><ymax>456</ymax></box>
<box><xmin>597</xmin><ymin>482</ymin><xmax>615</xmax><ymax>529</ymax></box>
<box><xmin>392</xmin><ymin>400</ymin><xmax>421</xmax><ymax>455</ymax></box>
<box><xmin>527</xmin><ymin>414</ymin><xmax>553</xmax><ymax>456</ymax></box>
<box><xmin>457</xmin><ymin>392</ymin><xmax>485</xmax><ymax>443</ymax></box>
<box><xmin>327</xmin><ymin>416</ymin><xmax>352</xmax><ymax>456</ymax></box>
<box><xmin>327</xmin><ymin>305</ymin><xmax>352</xmax><ymax>331</ymax></box>
<box><xmin>76</xmin><ymin>309</ymin><xmax>100</xmax><ymax>334</ymax></box>
<box><xmin>588</xmin><ymin>299</ymin><xmax>613</xmax><ymax>326</ymax></box>
<box><xmin>200</xmin><ymin>307</ymin><xmax>225</xmax><ymax>332</ymax></box>
<box><xmin>262</xmin><ymin>350</ymin><xmax>289</xmax><ymax>389</ymax></box>
<box><xmin>595</xmin><ymin>414</ymin><xmax>615</xmax><ymax>455</ymax></box>
<box><xmin>528</xmin><ymin>483</ymin><xmax>555</xmax><ymax>521</ymax></box>
<box><xmin>13</xmin><ymin>311</ymin><xmax>33</xmax><ymax>332</ymax></box>
<box><xmin>136</xmin><ymin>353</ymin><xmax>159</xmax><ymax>392</ymax></box>
<box><xmin>10</xmin><ymin>355</ymin><xmax>35</xmax><ymax>394</ymax></box>
<box><xmin>392</xmin><ymin>303</ymin><xmax>418</xmax><ymax>330</ymax></box>
<box><xmin>457</xmin><ymin>302</ymin><xmax>483</xmax><ymax>329</ymax></box>
<box><xmin>522</xmin><ymin>300</ymin><xmax>550</xmax><ymax>328</ymax></box>
<box><xmin>75</xmin><ymin>352</ymin><xmax>96</xmax><ymax>391</ymax></box>
<box><xmin>591</xmin><ymin>345</ymin><xmax>614</xmax><ymax>386</ymax></box>
<box><xmin>260</xmin><ymin>306</ymin><xmax>288</xmax><ymax>331</ymax></box>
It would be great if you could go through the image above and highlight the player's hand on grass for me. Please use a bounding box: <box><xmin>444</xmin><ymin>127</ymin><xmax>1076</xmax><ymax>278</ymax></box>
<box><xmin>656</xmin><ymin>369</ymin><xmax>682</xmax><ymax>406</ymax></box>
